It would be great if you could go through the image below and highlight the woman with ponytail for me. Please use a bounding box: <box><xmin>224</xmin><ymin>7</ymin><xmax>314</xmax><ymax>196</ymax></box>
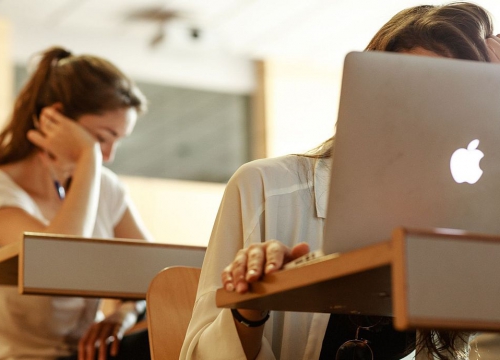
<box><xmin>0</xmin><ymin>47</ymin><xmax>151</xmax><ymax>360</ymax></box>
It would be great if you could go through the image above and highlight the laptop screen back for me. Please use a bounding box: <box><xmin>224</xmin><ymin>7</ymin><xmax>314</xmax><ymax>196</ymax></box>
<box><xmin>323</xmin><ymin>51</ymin><xmax>500</xmax><ymax>254</ymax></box>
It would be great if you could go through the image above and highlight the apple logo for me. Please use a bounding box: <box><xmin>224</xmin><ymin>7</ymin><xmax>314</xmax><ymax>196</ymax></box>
<box><xmin>450</xmin><ymin>139</ymin><xmax>484</xmax><ymax>184</ymax></box>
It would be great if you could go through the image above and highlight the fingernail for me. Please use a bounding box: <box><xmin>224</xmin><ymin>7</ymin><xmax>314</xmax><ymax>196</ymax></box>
<box><xmin>246</xmin><ymin>269</ymin><xmax>257</xmax><ymax>282</ymax></box>
<box><xmin>236</xmin><ymin>282</ymin><xmax>246</xmax><ymax>293</ymax></box>
<box><xmin>265</xmin><ymin>264</ymin><xmax>276</xmax><ymax>273</ymax></box>
<box><xmin>226</xmin><ymin>283</ymin><xmax>234</xmax><ymax>292</ymax></box>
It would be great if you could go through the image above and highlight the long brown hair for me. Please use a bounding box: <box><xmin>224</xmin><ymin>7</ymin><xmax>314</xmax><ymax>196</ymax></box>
<box><xmin>366</xmin><ymin>2</ymin><xmax>493</xmax><ymax>60</ymax></box>
<box><xmin>306</xmin><ymin>2</ymin><xmax>493</xmax><ymax>162</ymax></box>
<box><xmin>0</xmin><ymin>46</ymin><xmax>147</xmax><ymax>165</ymax></box>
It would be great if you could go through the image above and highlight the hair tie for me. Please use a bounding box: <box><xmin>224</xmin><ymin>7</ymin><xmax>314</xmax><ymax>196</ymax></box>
<box><xmin>50</xmin><ymin>48</ymin><xmax>72</xmax><ymax>67</ymax></box>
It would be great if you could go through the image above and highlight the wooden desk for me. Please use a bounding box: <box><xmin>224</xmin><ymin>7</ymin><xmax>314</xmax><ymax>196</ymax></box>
<box><xmin>0</xmin><ymin>232</ymin><xmax>206</xmax><ymax>299</ymax></box>
<box><xmin>216</xmin><ymin>228</ymin><xmax>500</xmax><ymax>331</ymax></box>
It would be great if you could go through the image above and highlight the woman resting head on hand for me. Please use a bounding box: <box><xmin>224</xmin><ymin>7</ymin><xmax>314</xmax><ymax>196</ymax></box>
<box><xmin>182</xmin><ymin>2</ymin><xmax>500</xmax><ymax>360</ymax></box>
<box><xmin>0</xmin><ymin>47</ymin><xmax>151</xmax><ymax>360</ymax></box>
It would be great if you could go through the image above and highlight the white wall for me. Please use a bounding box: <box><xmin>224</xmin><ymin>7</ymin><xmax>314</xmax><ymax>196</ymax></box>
<box><xmin>0</xmin><ymin>19</ymin><xmax>13</xmax><ymax>129</ymax></box>
<box><xmin>265</xmin><ymin>59</ymin><xmax>342</xmax><ymax>157</ymax></box>
<box><xmin>120</xmin><ymin>175</ymin><xmax>225</xmax><ymax>247</ymax></box>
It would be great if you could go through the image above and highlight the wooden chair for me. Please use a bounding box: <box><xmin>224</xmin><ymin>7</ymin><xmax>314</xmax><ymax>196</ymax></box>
<box><xmin>146</xmin><ymin>266</ymin><xmax>201</xmax><ymax>360</ymax></box>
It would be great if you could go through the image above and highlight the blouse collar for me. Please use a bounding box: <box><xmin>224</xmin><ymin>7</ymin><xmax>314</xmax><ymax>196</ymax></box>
<box><xmin>313</xmin><ymin>157</ymin><xmax>331</xmax><ymax>219</ymax></box>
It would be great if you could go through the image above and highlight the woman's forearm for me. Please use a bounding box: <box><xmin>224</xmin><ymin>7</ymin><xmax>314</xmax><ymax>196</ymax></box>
<box><xmin>233</xmin><ymin>309</ymin><xmax>268</xmax><ymax>359</ymax></box>
<box><xmin>46</xmin><ymin>144</ymin><xmax>102</xmax><ymax>237</ymax></box>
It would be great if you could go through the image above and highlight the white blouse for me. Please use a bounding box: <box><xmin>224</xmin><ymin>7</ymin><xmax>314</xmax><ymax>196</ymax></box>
<box><xmin>182</xmin><ymin>155</ymin><xmax>335</xmax><ymax>359</ymax></box>
<box><xmin>181</xmin><ymin>155</ymin><xmax>471</xmax><ymax>360</ymax></box>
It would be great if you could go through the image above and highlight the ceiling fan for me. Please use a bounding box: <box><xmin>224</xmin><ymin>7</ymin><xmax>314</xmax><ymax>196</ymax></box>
<box><xmin>124</xmin><ymin>6</ymin><xmax>200</xmax><ymax>48</ymax></box>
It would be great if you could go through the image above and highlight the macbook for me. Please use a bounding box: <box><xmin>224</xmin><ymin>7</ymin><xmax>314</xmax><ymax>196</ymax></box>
<box><xmin>323</xmin><ymin>51</ymin><xmax>500</xmax><ymax>254</ymax></box>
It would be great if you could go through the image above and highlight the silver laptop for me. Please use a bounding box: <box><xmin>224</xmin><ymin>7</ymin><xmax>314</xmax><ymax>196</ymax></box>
<box><xmin>323</xmin><ymin>51</ymin><xmax>500</xmax><ymax>254</ymax></box>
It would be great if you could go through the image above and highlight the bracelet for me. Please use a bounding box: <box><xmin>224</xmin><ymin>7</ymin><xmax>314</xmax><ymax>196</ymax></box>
<box><xmin>231</xmin><ymin>308</ymin><xmax>270</xmax><ymax>327</ymax></box>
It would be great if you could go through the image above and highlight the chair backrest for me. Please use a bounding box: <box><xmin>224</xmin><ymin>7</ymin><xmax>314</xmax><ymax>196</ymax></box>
<box><xmin>147</xmin><ymin>266</ymin><xmax>201</xmax><ymax>360</ymax></box>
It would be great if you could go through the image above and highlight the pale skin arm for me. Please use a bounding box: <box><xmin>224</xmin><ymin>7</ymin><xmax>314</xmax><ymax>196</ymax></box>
<box><xmin>221</xmin><ymin>240</ymin><xmax>310</xmax><ymax>359</ymax></box>
<box><xmin>0</xmin><ymin>106</ymin><xmax>101</xmax><ymax>246</ymax></box>
<box><xmin>113</xmin><ymin>201</ymin><xmax>154</xmax><ymax>242</ymax></box>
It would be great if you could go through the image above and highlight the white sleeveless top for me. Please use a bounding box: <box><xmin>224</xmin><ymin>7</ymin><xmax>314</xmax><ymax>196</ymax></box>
<box><xmin>0</xmin><ymin>167</ymin><xmax>128</xmax><ymax>360</ymax></box>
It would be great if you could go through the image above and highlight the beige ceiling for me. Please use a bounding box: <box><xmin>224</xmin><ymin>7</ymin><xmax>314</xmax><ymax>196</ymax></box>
<box><xmin>1</xmin><ymin>0</ymin><xmax>500</xmax><ymax>92</ymax></box>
